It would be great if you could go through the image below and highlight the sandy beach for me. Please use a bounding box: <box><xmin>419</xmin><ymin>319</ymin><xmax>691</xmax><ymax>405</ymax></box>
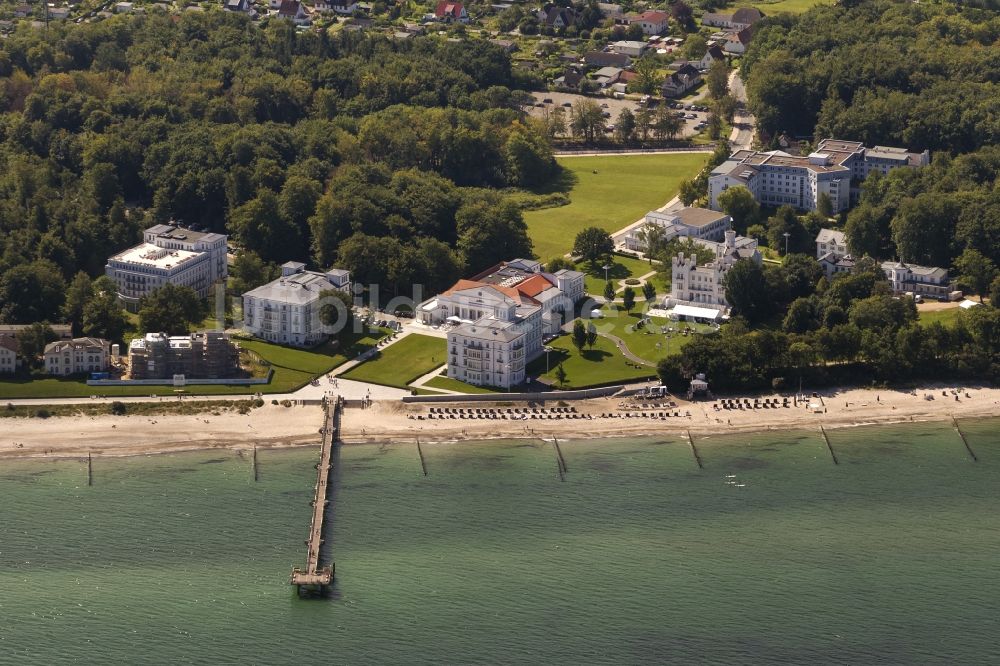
<box><xmin>1</xmin><ymin>385</ymin><xmax>996</xmax><ymax>459</ymax></box>
<box><xmin>0</xmin><ymin>403</ymin><xmax>325</xmax><ymax>459</ymax></box>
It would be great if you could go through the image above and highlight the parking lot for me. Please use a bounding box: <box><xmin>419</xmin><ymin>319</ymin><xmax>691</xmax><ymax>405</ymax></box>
<box><xmin>526</xmin><ymin>91</ymin><xmax>711</xmax><ymax>139</ymax></box>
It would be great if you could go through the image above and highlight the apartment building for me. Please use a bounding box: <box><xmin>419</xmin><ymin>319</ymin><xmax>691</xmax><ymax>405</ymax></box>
<box><xmin>106</xmin><ymin>224</ymin><xmax>227</xmax><ymax>311</ymax></box>
<box><xmin>666</xmin><ymin>230</ymin><xmax>761</xmax><ymax>314</ymax></box>
<box><xmin>242</xmin><ymin>262</ymin><xmax>352</xmax><ymax>347</ymax></box>
<box><xmin>622</xmin><ymin>207</ymin><xmax>732</xmax><ymax>253</ymax></box>
<box><xmin>44</xmin><ymin>337</ymin><xmax>110</xmax><ymax>376</ymax></box>
<box><xmin>129</xmin><ymin>331</ymin><xmax>240</xmax><ymax>380</ymax></box>
<box><xmin>708</xmin><ymin>139</ymin><xmax>930</xmax><ymax>213</ymax></box>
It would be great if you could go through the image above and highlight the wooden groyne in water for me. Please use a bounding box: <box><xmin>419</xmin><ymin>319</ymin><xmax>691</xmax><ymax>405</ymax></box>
<box><xmin>87</xmin><ymin>452</ymin><xmax>93</xmax><ymax>486</ymax></box>
<box><xmin>686</xmin><ymin>430</ymin><xmax>703</xmax><ymax>469</ymax></box>
<box><xmin>290</xmin><ymin>395</ymin><xmax>340</xmax><ymax>597</ymax></box>
<box><xmin>820</xmin><ymin>426</ymin><xmax>839</xmax><ymax>465</ymax></box>
<box><xmin>952</xmin><ymin>416</ymin><xmax>978</xmax><ymax>462</ymax></box>
<box><xmin>416</xmin><ymin>438</ymin><xmax>428</xmax><ymax>476</ymax></box>
<box><xmin>252</xmin><ymin>445</ymin><xmax>259</xmax><ymax>482</ymax></box>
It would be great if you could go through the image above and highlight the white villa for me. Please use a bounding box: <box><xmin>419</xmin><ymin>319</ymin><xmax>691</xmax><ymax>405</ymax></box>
<box><xmin>242</xmin><ymin>262</ymin><xmax>352</xmax><ymax>347</ymax></box>
<box><xmin>622</xmin><ymin>207</ymin><xmax>732</xmax><ymax>253</ymax></box>
<box><xmin>418</xmin><ymin>259</ymin><xmax>585</xmax><ymax>389</ymax></box>
<box><xmin>708</xmin><ymin>139</ymin><xmax>930</xmax><ymax>214</ymax></box>
<box><xmin>106</xmin><ymin>224</ymin><xmax>228</xmax><ymax>311</ymax></box>
<box><xmin>43</xmin><ymin>337</ymin><xmax>110</xmax><ymax>376</ymax></box>
<box><xmin>881</xmin><ymin>261</ymin><xmax>953</xmax><ymax>300</ymax></box>
<box><xmin>665</xmin><ymin>230</ymin><xmax>761</xmax><ymax>317</ymax></box>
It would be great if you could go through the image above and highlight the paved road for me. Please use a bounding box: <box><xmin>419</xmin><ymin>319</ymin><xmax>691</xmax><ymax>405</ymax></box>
<box><xmin>728</xmin><ymin>72</ymin><xmax>755</xmax><ymax>150</ymax></box>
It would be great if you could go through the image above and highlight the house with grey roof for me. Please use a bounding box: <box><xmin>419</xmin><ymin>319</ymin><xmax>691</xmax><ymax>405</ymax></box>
<box><xmin>622</xmin><ymin>207</ymin><xmax>733</xmax><ymax>253</ymax></box>
<box><xmin>242</xmin><ymin>262</ymin><xmax>352</xmax><ymax>347</ymax></box>
<box><xmin>44</xmin><ymin>338</ymin><xmax>110</xmax><ymax>376</ymax></box>
<box><xmin>0</xmin><ymin>335</ymin><xmax>19</xmax><ymax>374</ymax></box>
<box><xmin>666</xmin><ymin>230</ymin><xmax>761</xmax><ymax>314</ymax></box>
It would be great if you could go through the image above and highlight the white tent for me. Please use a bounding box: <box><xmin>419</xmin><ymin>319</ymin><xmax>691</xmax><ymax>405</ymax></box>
<box><xmin>670</xmin><ymin>304</ymin><xmax>723</xmax><ymax>323</ymax></box>
<box><xmin>959</xmin><ymin>300</ymin><xmax>981</xmax><ymax>310</ymax></box>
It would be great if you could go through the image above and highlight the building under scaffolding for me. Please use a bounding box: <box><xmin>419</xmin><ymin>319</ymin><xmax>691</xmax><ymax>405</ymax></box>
<box><xmin>128</xmin><ymin>331</ymin><xmax>241</xmax><ymax>380</ymax></box>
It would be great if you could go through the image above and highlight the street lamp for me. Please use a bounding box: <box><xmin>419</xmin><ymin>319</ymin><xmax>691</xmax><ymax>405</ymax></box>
<box><xmin>603</xmin><ymin>264</ymin><xmax>611</xmax><ymax>283</ymax></box>
<box><xmin>783</xmin><ymin>232</ymin><xmax>791</xmax><ymax>256</ymax></box>
<box><xmin>544</xmin><ymin>346</ymin><xmax>553</xmax><ymax>373</ymax></box>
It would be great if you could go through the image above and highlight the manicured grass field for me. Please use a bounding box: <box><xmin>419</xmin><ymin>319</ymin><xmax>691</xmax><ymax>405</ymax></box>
<box><xmin>523</xmin><ymin>153</ymin><xmax>710</xmax><ymax>262</ymax></box>
<box><xmin>581</xmin><ymin>255</ymin><xmax>658</xmax><ymax>296</ymax></box>
<box><xmin>341</xmin><ymin>334</ymin><xmax>447</xmax><ymax>389</ymax></box>
<box><xmin>425</xmin><ymin>376</ymin><xmax>501</xmax><ymax>394</ymax></box>
<box><xmin>0</xmin><ymin>329</ymin><xmax>389</xmax><ymax>400</ymax></box>
<box><xmin>739</xmin><ymin>0</ymin><xmax>833</xmax><ymax>13</ymax></box>
<box><xmin>918</xmin><ymin>306</ymin><xmax>963</xmax><ymax>327</ymax></box>
<box><xmin>595</xmin><ymin>308</ymin><xmax>716</xmax><ymax>363</ymax></box>
<box><xmin>528</xmin><ymin>335</ymin><xmax>654</xmax><ymax>389</ymax></box>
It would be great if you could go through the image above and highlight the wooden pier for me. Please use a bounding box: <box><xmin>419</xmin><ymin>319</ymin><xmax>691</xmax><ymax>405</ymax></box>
<box><xmin>290</xmin><ymin>395</ymin><xmax>341</xmax><ymax>597</ymax></box>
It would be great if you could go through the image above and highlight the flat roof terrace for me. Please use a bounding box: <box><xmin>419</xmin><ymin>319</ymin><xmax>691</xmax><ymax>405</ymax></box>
<box><xmin>109</xmin><ymin>243</ymin><xmax>202</xmax><ymax>270</ymax></box>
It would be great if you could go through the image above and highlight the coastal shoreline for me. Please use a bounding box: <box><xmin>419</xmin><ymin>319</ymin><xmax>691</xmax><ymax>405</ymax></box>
<box><xmin>0</xmin><ymin>385</ymin><xmax>996</xmax><ymax>461</ymax></box>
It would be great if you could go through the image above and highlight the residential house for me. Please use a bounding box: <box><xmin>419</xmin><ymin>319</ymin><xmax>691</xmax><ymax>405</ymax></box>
<box><xmin>0</xmin><ymin>335</ymin><xmax>18</xmax><ymax>374</ymax></box>
<box><xmin>47</xmin><ymin>6</ymin><xmax>71</xmax><ymax>19</ymax></box>
<box><xmin>224</xmin><ymin>0</ymin><xmax>255</xmax><ymax>13</ymax></box>
<box><xmin>114</xmin><ymin>1</ymin><xmax>133</xmax><ymax>12</ymax></box>
<box><xmin>434</xmin><ymin>0</ymin><xmax>468</xmax><ymax>22</ymax></box>
<box><xmin>277</xmin><ymin>0</ymin><xmax>310</xmax><ymax>23</ymax></box>
<box><xmin>538</xmin><ymin>5</ymin><xmax>575</xmax><ymax>29</ymax></box>
<box><xmin>708</xmin><ymin>139</ymin><xmax>930</xmax><ymax>213</ymax></box>
<box><xmin>723</xmin><ymin>26</ymin><xmax>753</xmax><ymax>55</ymax></box>
<box><xmin>881</xmin><ymin>261</ymin><xmax>953</xmax><ymax>300</ymax></box>
<box><xmin>242</xmin><ymin>262</ymin><xmax>351</xmax><ymax>347</ymax></box>
<box><xmin>315</xmin><ymin>0</ymin><xmax>358</xmax><ymax>13</ymax></box>
<box><xmin>106</xmin><ymin>224</ymin><xmax>228</xmax><ymax>311</ymax></box>
<box><xmin>661</xmin><ymin>63</ymin><xmax>701</xmax><ymax>98</ymax></box>
<box><xmin>622</xmin><ymin>207</ymin><xmax>733</xmax><ymax>253</ymax></box>
<box><xmin>418</xmin><ymin>259</ymin><xmax>584</xmax><ymax>389</ymax></box>
<box><xmin>129</xmin><ymin>332</ymin><xmax>240</xmax><ymax>380</ymax></box>
<box><xmin>584</xmin><ymin>50</ymin><xmax>631</xmax><ymax>68</ymax></box>
<box><xmin>553</xmin><ymin>68</ymin><xmax>585</xmax><ymax>90</ymax></box>
<box><xmin>611</xmin><ymin>40</ymin><xmax>648</xmax><ymax>57</ymax></box>
<box><xmin>699</xmin><ymin>44</ymin><xmax>726</xmax><ymax>70</ymax></box>
<box><xmin>592</xmin><ymin>66</ymin><xmax>623</xmax><ymax>88</ymax></box>
<box><xmin>666</xmin><ymin>230</ymin><xmax>761</xmax><ymax>315</ymax></box>
<box><xmin>13</xmin><ymin>4</ymin><xmax>31</xmax><ymax>18</ymax></box>
<box><xmin>491</xmin><ymin>38</ymin><xmax>518</xmax><ymax>52</ymax></box>
<box><xmin>627</xmin><ymin>9</ymin><xmax>668</xmax><ymax>35</ymax></box>
<box><xmin>701</xmin><ymin>6</ymin><xmax>762</xmax><ymax>29</ymax></box>
<box><xmin>44</xmin><ymin>338</ymin><xmax>110</xmax><ymax>376</ymax></box>
<box><xmin>815</xmin><ymin>229</ymin><xmax>848</xmax><ymax>259</ymax></box>
<box><xmin>818</xmin><ymin>252</ymin><xmax>856</xmax><ymax>279</ymax></box>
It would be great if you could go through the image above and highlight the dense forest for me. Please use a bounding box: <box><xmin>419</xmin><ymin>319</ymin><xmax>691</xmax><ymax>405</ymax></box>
<box><xmin>0</xmin><ymin>13</ymin><xmax>555</xmax><ymax>324</ymax></box>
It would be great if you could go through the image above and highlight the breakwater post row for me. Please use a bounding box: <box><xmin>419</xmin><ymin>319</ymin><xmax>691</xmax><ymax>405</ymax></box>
<box><xmin>290</xmin><ymin>394</ymin><xmax>341</xmax><ymax>598</ymax></box>
<box><xmin>416</xmin><ymin>438</ymin><xmax>428</xmax><ymax>476</ymax></box>
<box><xmin>820</xmin><ymin>426</ymin><xmax>839</xmax><ymax>465</ymax></box>
<box><xmin>686</xmin><ymin>430</ymin><xmax>703</xmax><ymax>469</ymax></box>
<box><xmin>952</xmin><ymin>416</ymin><xmax>978</xmax><ymax>462</ymax></box>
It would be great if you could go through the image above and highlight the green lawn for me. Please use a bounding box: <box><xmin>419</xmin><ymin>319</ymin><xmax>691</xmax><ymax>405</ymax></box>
<box><xmin>529</xmin><ymin>334</ymin><xmax>654</xmax><ymax>389</ymax></box>
<box><xmin>738</xmin><ymin>0</ymin><xmax>833</xmax><ymax>13</ymax></box>
<box><xmin>341</xmin><ymin>334</ymin><xmax>447</xmax><ymax>389</ymax></box>
<box><xmin>523</xmin><ymin>153</ymin><xmax>710</xmax><ymax>263</ymax></box>
<box><xmin>0</xmin><ymin>329</ymin><xmax>389</xmax><ymax>400</ymax></box>
<box><xmin>424</xmin><ymin>376</ymin><xmax>501</xmax><ymax>394</ymax></box>
<box><xmin>581</xmin><ymin>255</ymin><xmax>658</xmax><ymax>296</ymax></box>
<box><xmin>918</xmin><ymin>306</ymin><xmax>963</xmax><ymax>327</ymax></box>
<box><xmin>594</xmin><ymin>308</ymin><xmax>716</xmax><ymax>363</ymax></box>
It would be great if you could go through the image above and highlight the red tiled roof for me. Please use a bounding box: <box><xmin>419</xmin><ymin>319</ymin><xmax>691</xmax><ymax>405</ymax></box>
<box><xmin>441</xmin><ymin>279</ymin><xmax>539</xmax><ymax>305</ymax></box>
<box><xmin>514</xmin><ymin>274</ymin><xmax>556</xmax><ymax>298</ymax></box>
<box><xmin>639</xmin><ymin>10</ymin><xmax>668</xmax><ymax>22</ymax></box>
<box><xmin>434</xmin><ymin>0</ymin><xmax>463</xmax><ymax>17</ymax></box>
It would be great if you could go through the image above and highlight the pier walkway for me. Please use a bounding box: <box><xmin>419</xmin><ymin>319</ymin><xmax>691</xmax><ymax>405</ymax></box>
<box><xmin>290</xmin><ymin>394</ymin><xmax>341</xmax><ymax>596</ymax></box>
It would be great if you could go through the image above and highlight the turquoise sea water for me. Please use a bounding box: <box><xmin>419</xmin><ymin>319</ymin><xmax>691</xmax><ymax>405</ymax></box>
<box><xmin>2</xmin><ymin>419</ymin><xmax>999</xmax><ymax>664</ymax></box>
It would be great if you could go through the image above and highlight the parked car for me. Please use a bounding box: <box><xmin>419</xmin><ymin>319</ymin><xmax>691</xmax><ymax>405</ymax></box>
<box><xmin>542</xmin><ymin>98</ymin><xmax>553</xmax><ymax>103</ymax></box>
<box><xmin>561</xmin><ymin>101</ymin><xmax>572</xmax><ymax>107</ymax></box>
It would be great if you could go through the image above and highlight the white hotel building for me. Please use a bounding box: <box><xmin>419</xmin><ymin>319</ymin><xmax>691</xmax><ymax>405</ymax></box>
<box><xmin>666</xmin><ymin>230</ymin><xmax>761</xmax><ymax>317</ymax></box>
<box><xmin>242</xmin><ymin>262</ymin><xmax>352</xmax><ymax>347</ymax></box>
<box><xmin>419</xmin><ymin>259</ymin><xmax>585</xmax><ymax>389</ymax></box>
<box><xmin>106</xmin><ymin>224</ymin><xmax>228</xmax><ymax>310</ymax></box>
<box><xmin>708</xmin><ymin>139</ymin><xmax>929</xmax><ymax>214</ymax></box>
<box><xmin>622</xmin><ymin>207</ymin><xmax>732</xmax><ymax>253</ymax></box>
